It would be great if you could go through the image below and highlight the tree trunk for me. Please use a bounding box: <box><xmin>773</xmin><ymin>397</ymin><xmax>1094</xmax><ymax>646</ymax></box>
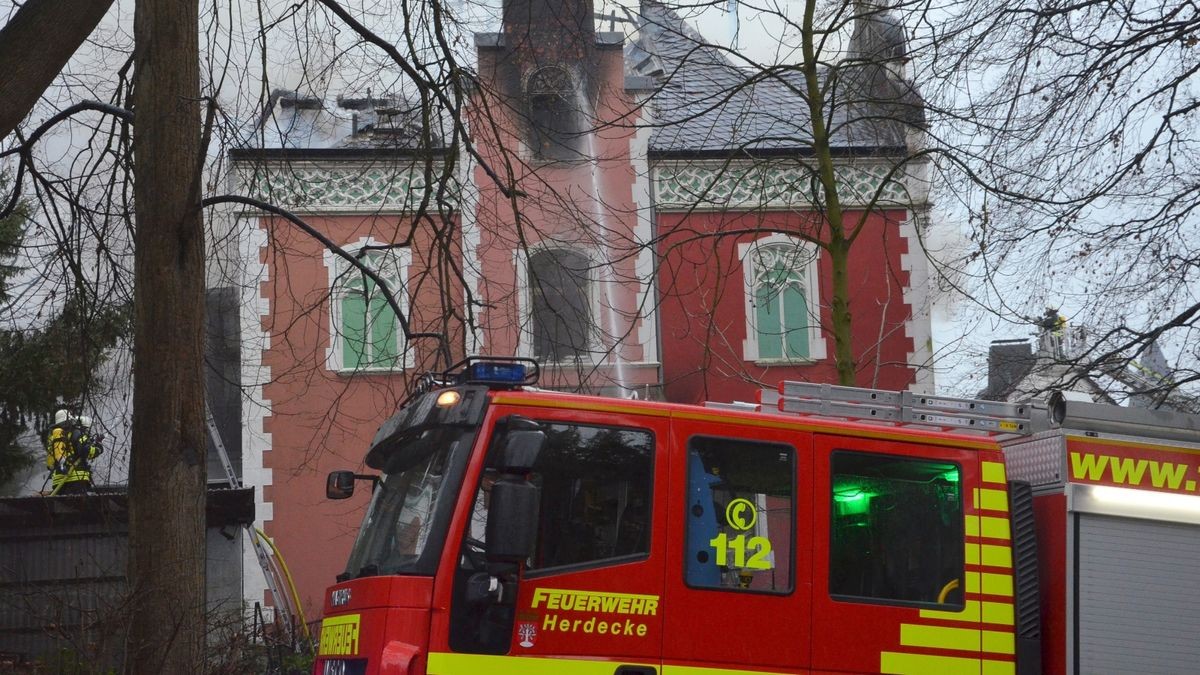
<box><xmin>800</xmin><ymin>0</ymin><xmax>856</xmax><ymax>385</ymax></box>
<box><xmin>0</xmin><ymin>0</ymin><xmax>117</xmax><ymax>139</ymax></box>
<box><xmin>126</xmin><ymin>0</ymin><xmax>207</xmax><ymax>671</ymax></box>
<box><xmin>828</xmin><ymin>237</ymin><xmax>857</xmax><ymax>385</ymax></box>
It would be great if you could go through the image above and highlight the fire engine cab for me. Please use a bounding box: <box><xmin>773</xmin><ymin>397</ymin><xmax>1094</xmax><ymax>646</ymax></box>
<box><xmin>313</xmin><ymin>357</ymin><xmax>1200</xmax><ymax>675</ymax></box>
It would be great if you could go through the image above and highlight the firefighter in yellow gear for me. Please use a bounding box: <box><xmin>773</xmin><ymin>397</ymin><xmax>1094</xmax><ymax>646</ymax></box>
<box><xmin>45</xmin><ymin>410</ymin><xmax>103</xmax><ymax>495</ymax></box>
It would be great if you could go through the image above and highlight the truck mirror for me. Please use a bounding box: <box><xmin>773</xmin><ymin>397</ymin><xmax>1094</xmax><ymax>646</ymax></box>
<box><xmin>326</xmin><ymin>470</ymin><xmax>356</xmax><ymax>500</ymax></box>
<box><xmin>498</xmin><ymin>429</ymin><xmax>544</xmax><ymax>473</ymax></box>
<box><xmin>485</xmin><ymin>476</ymin><xmax>540</xmax><ymax>563</ymax></box>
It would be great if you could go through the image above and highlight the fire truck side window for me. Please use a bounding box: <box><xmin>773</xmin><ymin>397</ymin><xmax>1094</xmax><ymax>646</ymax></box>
<box><xmin>526</xmin><ymin>423</ymin><xmax>655</xmax><ymax>572</ymax></box>
<box><xmin>685</xmin><ymin>436</ymin><xmax>794</xmax><ymax>593</ymax></box>
<box><xmin>450</xmin><ymin>422</ymin><xmax>654</xmax><ymax>655</ymax></box>
<box><xmin>829</xmin><ymin>451</ymin><xmax>964</xmax><ymax>608</ymax></box>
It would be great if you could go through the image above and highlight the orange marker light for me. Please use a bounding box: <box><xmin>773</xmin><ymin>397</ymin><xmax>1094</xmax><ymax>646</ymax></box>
<box><xmin>436</xmin><ymin>390</ymin><xmax>461</xmax><ymax>408</ymax></box>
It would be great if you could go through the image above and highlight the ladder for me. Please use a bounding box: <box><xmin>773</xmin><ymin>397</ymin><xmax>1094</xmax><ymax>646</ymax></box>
<box><xmin>205</xmin><ymin>408</ymin><xmax>307</xmax><ymax>647</ymax></box>
<box><xmin>711</xmin><ymin>382</ymin><xmax>1044</xmax><ymax>439</ymax></box>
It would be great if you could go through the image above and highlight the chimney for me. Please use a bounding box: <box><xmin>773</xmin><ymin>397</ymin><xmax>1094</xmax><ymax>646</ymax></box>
<box><xmin>980</xmin><ymin>339</ymin><xmax>1036</xmax><ymax>401</ymax></box>
<box><xmin>502</xmin><ymin>0</ymin><xmax>595</xmax><ymax>69</ymax></box>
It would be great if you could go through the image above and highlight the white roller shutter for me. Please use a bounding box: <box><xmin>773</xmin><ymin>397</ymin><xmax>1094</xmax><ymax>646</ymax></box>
<box><xmin>1077</xmin><ymin>513</ymin><xmax>1200</xmax><ymax>674</ymax></box>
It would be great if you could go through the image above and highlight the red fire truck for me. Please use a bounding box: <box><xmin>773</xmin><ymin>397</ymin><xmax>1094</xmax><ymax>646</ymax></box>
<box><xmin>313</xmin><ymin>357</ymin><xmax>1200</xmax><ymax>675</ymax></box>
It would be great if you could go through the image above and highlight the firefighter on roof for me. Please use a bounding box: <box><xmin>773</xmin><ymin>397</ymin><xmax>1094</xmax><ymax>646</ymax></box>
<box><xmin>1039</xmin><ymin>307</ymin><xmax>1068</xmax><ymax>356</ymax></box>
<box><xmin>45</xmin><ymin>409</ymin><xmax>103</xmax><ymax>495</ymax></box>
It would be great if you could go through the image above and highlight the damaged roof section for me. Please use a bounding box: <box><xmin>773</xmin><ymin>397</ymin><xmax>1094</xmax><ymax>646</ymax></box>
<box><xmin>629</xmin><ymin>0</ymin><xmax>920</xmax><ymax>157</ymax></box>
<box><xmin>250</xmin><ymin>89</ymin><xmax>448</xmax><ymax>151</ymax></box>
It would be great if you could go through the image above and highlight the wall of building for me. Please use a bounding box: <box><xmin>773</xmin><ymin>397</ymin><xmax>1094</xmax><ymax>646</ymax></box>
<box><xmin>657</xmin><ymin>207</ymin><xmax>919</xmax><ymax>404</ymax></box>
<box><xmin>251</xmin><ymin>211</ymin><xmax>463</xmax><ymax>615</ymax></box>
<box><xmin>470</xmin><ymin>37</ymin><xmax>659</xmax><ymax>395</ymax></box>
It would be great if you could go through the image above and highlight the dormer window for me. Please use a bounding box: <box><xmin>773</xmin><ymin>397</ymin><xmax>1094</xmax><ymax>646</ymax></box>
<box><xmin>526</xmin><ymin>65</ymin><xmax>583</xmax><ymax>160</ymax></box>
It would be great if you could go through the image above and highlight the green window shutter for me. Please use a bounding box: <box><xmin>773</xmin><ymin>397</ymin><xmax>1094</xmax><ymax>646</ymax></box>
<box><xmin>342</xmin><ymin>292</ymin><xmax>367</xmax><ymax>369</ymax></box>
<box><xmin>369</xmin><ymin>293</ymin><xmax>398</xmax><ymax>367</ymax></box>
<box><xmin>755</xmin><ymin>284</ymin><xmax>783</xmax><ymax>360</ymax></box>
<box><xmin>782</xmin><ymin>284</ymin><xmax>809</xmax><ymax>359</ymax></box>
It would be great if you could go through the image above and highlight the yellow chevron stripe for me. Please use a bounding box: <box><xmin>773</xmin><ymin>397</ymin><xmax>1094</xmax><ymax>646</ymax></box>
<box><xmin>982</xmin><ymin>461</ymin><xmax>1006</xmax><ymax>485</ymax></box>
<box><xmin>880</xmin><ymin>652</ymin><xmax>980</xmax><ymax>674</ymax></box>
<box><xmin>893</xmin><ymin>625</ymin><xmax>1014</xmax><ymax>656</ymax></box>
<box><xmin>981</xmin><ymin>544</ymin><xmax>1013</xmax><ymax>569</ymax></box>
<box><xmin>980</xmin><ymin>516</ymin><xmax>1011</xmax><ymax>540</ymax></box>
<box><xmin>900</xmin><ymin>624</ymin><xmax>978</xmax><ymax>651</ymax></box>
<box><xmin>982</xmin><ymin>659</ymin><xmax>1016</xmax><ymax>675</ymax></box>
<box><xmin>981</xmin><ymin>573</ymin><xmax>1013</xmax><ymax>597</ymax></box>
<box><xmin>426</xmin><ymin>653</ymin><xmax>795</xmax><ymax>675</ymax></box>
<box><xmin>982</xmin><ymin>602</ymin><xmax>1015</xmax><ymax>626</ymax></box>
<box><xmin>967</xmin><ymin>515</ymin><xmax>1012</xmax><ymax>540</ymax></box>
<box><xmin>964</xmin><ymin>571</ymin><xmax>1013</xmax><ymax>597</ymax></box>
<box><xmin>974</xmin><ymin>488</ymin><xmax>1009</xmax><ymax>512</ymax></box>
<box><xmin>428</xmin><ymin>653</ymin><xmax>652</xmax><ymax>674</ymax></box>
<box><xmin>967</xmin><ymin>542</ymin><xmax>1012</xmax><ymax>568</ymax></box>
<box><xmin>982</xmin><ymin>630</ymin><xmax>1015</xmax><ymax>655</ymax></box>
<box><xmin>965</xmin><ymin>571</ymin><xmax>980</xmax><ymax>593</ymax></box>
<box><xmin>919</xmin><ymin>599</ymin><xmax>1015</xmax><ymax>625</ymax></box>
<box><xmin>966</xmin><ymin>542</ymin><xmax>980</xmax><ymax>566</ymax></box>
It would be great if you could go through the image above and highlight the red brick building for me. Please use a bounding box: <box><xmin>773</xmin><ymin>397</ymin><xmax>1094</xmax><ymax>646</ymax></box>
<box><xmin>225</xmin><ymin>0</ymin><xmax>932</xmax><ymax>617</ymax></box>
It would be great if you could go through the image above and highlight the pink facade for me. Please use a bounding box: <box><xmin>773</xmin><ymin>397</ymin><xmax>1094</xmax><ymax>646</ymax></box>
<box><xmin>253</xmin><ymin>212</ymin><xmax>463</xmax><ymax>612</ymax></box>
<box><xmin>470</xmin><ymin>31</ymin><xmax>659</xmax><ymax>394</ymax></box>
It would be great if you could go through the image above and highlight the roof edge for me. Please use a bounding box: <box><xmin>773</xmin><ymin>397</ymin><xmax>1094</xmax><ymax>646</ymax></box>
<box><xmin>648</xmin><ymin>145</ymin><xmax>909</xmax><ymax>160</ymax></box>
<box><xmin>229</xmin><ymin>147</ymin><xmax>447</xmax><ymax>161</ymax></box>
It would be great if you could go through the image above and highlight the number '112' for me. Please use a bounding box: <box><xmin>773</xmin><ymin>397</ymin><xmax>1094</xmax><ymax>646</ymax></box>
<box><xmin>708</xmin><ymin>533</ymin><xmax>772</xmax><ymax>569</ymax></box>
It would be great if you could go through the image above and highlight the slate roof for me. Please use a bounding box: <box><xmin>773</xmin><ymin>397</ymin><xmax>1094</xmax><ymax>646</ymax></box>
<box><xmin>630</xmin><ymin>0</ymin><xmax>916</xmax><ymax>156</ymax></box>
<box><xmin>241</xmin><ymin>3</ymin><xmax>919</xmax><ymax>157</ymax></box>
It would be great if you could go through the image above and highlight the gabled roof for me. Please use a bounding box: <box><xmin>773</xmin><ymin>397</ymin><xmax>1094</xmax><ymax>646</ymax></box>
<box><xmin>630</xmin><ymin>0</ymin><xmax>913</xmax><ymax>157</ymax></box>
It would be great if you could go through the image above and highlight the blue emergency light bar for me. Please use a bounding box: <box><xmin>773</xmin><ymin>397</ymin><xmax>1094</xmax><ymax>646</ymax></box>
<box><xmin>454</xmin><ymin>356</ymin><xmax>540</xmax><ymax>388</ymax></box>
<box><xmin>468</xmin><ymin>361</ymin><xmax>525</xmax><ymax>382</ymax></box>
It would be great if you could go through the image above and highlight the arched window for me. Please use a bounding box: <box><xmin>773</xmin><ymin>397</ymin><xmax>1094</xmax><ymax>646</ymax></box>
<box><xmin>526</xmin><ymin>65</ymin><xmax>582</xmax><ymax>160</ymax></box>
<box><xmin>528</xmin><ymin>248</ymin><xmax>592</xmax><ymax>362</ymax></box>
<box><xmin>738</xmin><ymin>236</ymin><xmax>824</xmax><ymax>362</ymax></box>
<box><xmin>329</xmin><ymin>247</ymin><xmax>409</xmax><ymax>371</ymax></box>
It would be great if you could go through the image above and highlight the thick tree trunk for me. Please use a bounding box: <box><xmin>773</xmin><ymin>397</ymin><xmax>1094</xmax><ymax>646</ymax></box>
<box><xmin>0</xmin><ymin>0</ymin><xmax>116</xmax><ymax>139</ymax></box>
<box><xmin>126</xmin><ymin>0</ymin><xmax>207</xmax><ymax>671</ymax></box>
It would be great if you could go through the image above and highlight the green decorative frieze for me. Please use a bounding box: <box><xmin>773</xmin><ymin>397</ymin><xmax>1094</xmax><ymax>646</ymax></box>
<box><xmin>239</xmin><ymin>162</ymin><xmax>460</xmax><ymax>213</ymax></box>
<box><xmin>653</xmin><ymin>161</ymin><xmax>919</xmax><ymax>211</ymax></box>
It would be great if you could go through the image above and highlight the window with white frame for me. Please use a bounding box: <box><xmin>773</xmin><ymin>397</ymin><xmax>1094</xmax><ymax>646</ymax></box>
<box><xmin>739</xmin><ymin>235</ymin><xmax>825</xmax><ymax>363</ymax></box>
<box><xmin>329</xmin><ymin>246</ymin><xmax>410</xmax><ymax>372</ymax></box>
<box><xmin>527</xmin><ymin>247</ymin><xmax>594</xmax><ymax>363</ymax></box>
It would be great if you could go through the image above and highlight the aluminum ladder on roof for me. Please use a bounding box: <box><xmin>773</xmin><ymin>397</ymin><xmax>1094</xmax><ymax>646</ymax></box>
<box><xmin>717</xmin><ymin>382</ymin><xmax>1042</xmax><ymax>439</ymax></box>
<box><xmin>204</xmin><ymin>407</ymin><xmax>301</xmax><ymax>645</ymax></box>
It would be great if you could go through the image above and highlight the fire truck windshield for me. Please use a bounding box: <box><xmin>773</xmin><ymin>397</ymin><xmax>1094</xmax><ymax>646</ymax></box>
<box><xmin>342</xmin><ymin>425</ymin><xmax>474</xmax><ymax>579</ymax></box>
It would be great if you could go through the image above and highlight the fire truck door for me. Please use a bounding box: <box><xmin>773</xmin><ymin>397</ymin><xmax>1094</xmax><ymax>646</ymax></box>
<box><xmin>662</xmin><ymin>419</ymin><xmax>811</xmax><ymax>673</ymax></box>
<box><xmin>499</xmin><ymin>412</ymin><xmax>668</xmax><ymax>672</ymax></box>
<box><xmin>812</xmin><ymin>434</ymin><xmax>994</xmax><ymax>674</ymax></box>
